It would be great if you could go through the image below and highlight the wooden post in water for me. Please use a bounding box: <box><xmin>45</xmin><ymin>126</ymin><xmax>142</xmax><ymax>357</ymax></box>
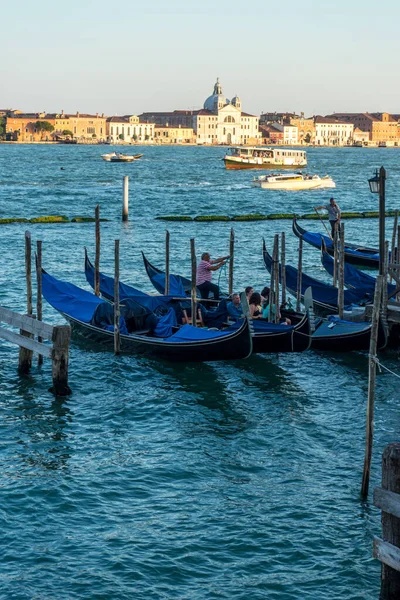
<box><xmin>228</xmin><ymin>228</ymin><xmax>234</xmax><ymax>296</ymax></box>
<box><xmin>281</xmin><ymin>232</ymin><xmax>286</xmax><ymax>306</ymax></box>
<box><xmin>165</xmin><ymin>230</ymin><xmax>170</xmax><ymax>296</ymax></box>
<box><xmin>269</xmin><ymin>239</ymin><xmax>276</xmax><ymax>322</ymax></box>
<box><xmin>379</xmin><ymin>443</ymin><xmax>400</xmax><ymax>599</ymax></box>
<box><xmin>18</xmin><ymin>315</ymin><xmax>34</xmax><ymax>374</ymax></box>
<box><xmin>94</xmin><ymin>205</ymin><xmax>100</xmax><ymax>297</ymax></box>
<box><xmin>333</xmin><ymin>224</ymin><xmax>338</xmax><ymax>287</ymax></box>
<box><xmin>338</xmin><ymin>223</ymin><xmax>345</xmax><ymax>319</ymax></box>
<box><xmin>122</xmin><ymin>176</ymin><xmax>129</xmax><ymax>222</ymax></box>
<box><xmin>36</xmin><ymin>240</ymin><xmax>43</xmax><ymax>366</ymax></box>
<box><xmin>25</xmin><ymin>231</ymin><xmax>33</xmax><ymax>315</ymax></box>
<box><xmin>190</xmin><ymin>238</ymin><xmax>197</xmax><ymax>327</ymax></box>
<box><xmin>274</xmin><ymin>234</ymin><xmax>280</xmax><ymax>323</ymax></box>
<box><xmin>296</xmin><ymin>235</ymin><xmax>303</xmax><ymax>312</ymax></box>
<box><xmin>382</xmin><ymin>241</ymin><xmax>389</xmax><ymax>325</ymax></box>
<box><xmin>51</xmin><ymin>325</ymin><xmax>71</xmax><ymax>396</ymax></box>
<box><xmin>114</xmin><ymin>240</ymin><xmax>121</xmax><ymax>354</ymax></box>
<box><xmin>361</xmin><ymin>274</ymin><xmax>383</xmax><ymax>499</ymax></box>
<box><xmin>397</xmin><ymin>225</ymin><xmax>400</xmax><ymax>302</ymax></box>
<box><xmin>390</xmin><ymin>211</ymin><xmax>398</xmax><ymax>284</ymax></box>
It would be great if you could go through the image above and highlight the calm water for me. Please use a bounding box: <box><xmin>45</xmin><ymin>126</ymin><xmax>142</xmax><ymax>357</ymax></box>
<box><xmin>0</xmin><ymin>144</ymin><xmax>399</xmax><ymax>599</ymax></box>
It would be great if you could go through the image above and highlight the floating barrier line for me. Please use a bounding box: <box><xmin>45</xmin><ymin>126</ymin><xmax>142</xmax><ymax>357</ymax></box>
<box><xmin>156</xmin><ymin>211</ymin><xmax>399</xmax><ymax>223</ymax></box>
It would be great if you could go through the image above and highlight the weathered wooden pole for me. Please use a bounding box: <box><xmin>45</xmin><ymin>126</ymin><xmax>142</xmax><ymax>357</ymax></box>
<box><xmin>50</xmin><ymin>325</ymin><xmax>71</xmax><ymax>396</ymax></box>
<box><xmin>25</xmin><ymin>231</ymin><xmax>33</xmax><ymax>315</ymax></box>
<box><xmin>165</xmin><ymin>230</ymin><xmax>170</xmax><ymax>296</ymax></box>
<box><xmin>281</xmin><ymin>232</ymin><xmax>286</xmax><ymax>305</ymax></box>
<box><xmin>269</xmin><ymin>239</ymin><xmax>276</xmax><ymax>322</ymax></box>
<box><xmin>338</xmin><ymin>222</ymin><xmax>345</xmax><ymax>319</ymax></box>
<box><xmin>390</xmin><ymin>211</ymin><xmax>398</xmax><ymax>284</ymax></box>
<box><xmin>18</xmin><ymin>315</ymin><xmax>34</xmax><ymax>374</ymax></box>
<box><xmin>397</xmin><ymin>225</ymin><xmax>400</xmax><ymax>301</ymax></box>
<box><xmin>122</xmin><ymin>176</ymin><xmax>129</xmax><ymax>222</ymax></box>
<box><xmin>114</xmin><ymin>240</ymin><xmax>121</xmax><ymax>354</ymax></box>
<box><xmin>190</xmin><ymin>238</ymin><xmax>197</xmax><ymax>327</ymax></box>
<box><xmin>228</xmin><ymin>228</ymin><xmax>234</xmax><ymax>296</ymax></box>
<box><xmin>361</xmin><ymin>274</ymin><xmax>383</xmax><ymax>499</ymax></box>
<box><xmin>333</xmin><ymin>224</ymin><xmax>338</xmax><ymax>287</ymax></box>
<box><xmin>382</xmin><ymin>241</ymin><xmax>389</xmax><ymax>325</ymax></box>
<box><xmin>94</xmin><ymin>205</ymin><xmax>100</xmax><ymax>297</ymax></box>
<box><xmin>379</xmin><ymin>443</ymin><xmax>400</xmax><ymax>599</ymax></box>
<box><xmin>36</xmin><ymin>240</ymin><xmax>43</xmax><ymax>366</ymax></box>
<box><xmin>274</xmin><ymin>234</ymin><xmax>280</xmax><ymax>323</ymax></box>
<box><xmin>296</xmin><ymin>235</ymin><xmax>303</xmax><ymax>312</ymax></box>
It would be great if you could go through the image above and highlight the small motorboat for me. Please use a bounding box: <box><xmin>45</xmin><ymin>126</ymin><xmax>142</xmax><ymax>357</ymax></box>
<box><xmin>252</xmin><ymin>172</ymin><xmax>336</xmax><ymax>190</ymax></box>
<box><xmin>101</xmin><ymin>152</ymin><xmax>143</xmax><ymax>163</ymax></box>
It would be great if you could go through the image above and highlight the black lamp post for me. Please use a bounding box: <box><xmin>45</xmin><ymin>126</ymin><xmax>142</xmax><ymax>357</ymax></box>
<box><xmin>368</xmin><ymin>166</ymin><xmax>386</xmax><ymax>275</ymax></box>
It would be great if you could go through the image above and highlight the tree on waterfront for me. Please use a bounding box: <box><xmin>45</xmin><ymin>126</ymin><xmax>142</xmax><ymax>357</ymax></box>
<box><xmin>35</xmin><ymin>121</ymin><xmax>55</xmax><ymax>141</ymax></box>
<box><xmin>119</xmin><ymin>134</ymin><xmax>124</xmax><ymax>141</ymax></box>
<box><xmin>62</xmin><ymin>129</ymin><xmax>74</xmax><ymax>138</ymax></box>
<box><xmin>0</xmin><ymin>118</ymin><xmax>5</xmax><ymax>140</ymax></box>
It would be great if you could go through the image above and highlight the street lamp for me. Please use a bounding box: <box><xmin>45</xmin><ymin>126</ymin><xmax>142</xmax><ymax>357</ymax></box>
<box><xmin>368</xmin><ymin>166</ymin><xmax>386</xmax><ymax>275</ymax></box>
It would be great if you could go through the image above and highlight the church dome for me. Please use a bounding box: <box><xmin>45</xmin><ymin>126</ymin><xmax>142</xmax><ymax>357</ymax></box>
<box><xmin>203</xmin><ymin>78</ymin><xmax>229</xmax><ymax>112</ymax></box>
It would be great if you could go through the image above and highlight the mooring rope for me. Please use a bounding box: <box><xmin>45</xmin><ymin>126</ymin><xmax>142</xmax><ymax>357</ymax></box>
<box><xmin>369</xmin><ymin>355</ymin><xmax>400</xmax><ymax>379</ymax></box>
<box><xmin>218</xmin><ymin>257</ymin><xmax>231</xmax><ymax>288</ymax></box>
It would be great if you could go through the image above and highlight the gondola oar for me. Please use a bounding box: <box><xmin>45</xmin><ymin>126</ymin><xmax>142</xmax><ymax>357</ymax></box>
<box><xmin>314</xmin><ymin>207</ymin><xmax>333</xmax><ymax>240</ymax></box>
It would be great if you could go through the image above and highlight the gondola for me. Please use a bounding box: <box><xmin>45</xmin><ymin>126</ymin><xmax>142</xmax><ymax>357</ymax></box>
<box><xmin>320</xmin><ymin>245</ymin><xmax>397</xmax><ymax>297</ymax></box>
<box><xmin>292</xmin><ymin>218</ymin><xmax>382</xmax><ymax>268</ymax></box>
<box><xmin>42</xmin><ymin>269</ymin><xmax>253</xmax><ymax>362</ymax></box>
<box><xmin>262</xmin><ymin>239</ymin><xmax>372</xmax><ymax>316</ymax></box>
<box><xmin>85</xmin><ymin>252</ymin><xmax>313</xmax><ymax>354</ymax></box>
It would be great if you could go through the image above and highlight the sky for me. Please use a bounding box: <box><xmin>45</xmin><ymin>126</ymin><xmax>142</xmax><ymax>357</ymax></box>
<box><xmin>1</xmin><ymin>0</ymin><xmax>399</xmax><ymax>117</ymax></box>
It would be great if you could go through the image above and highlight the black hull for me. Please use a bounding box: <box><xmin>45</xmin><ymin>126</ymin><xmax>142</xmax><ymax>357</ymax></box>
<box><xmin>292</xmin><ymin>219</ymin><xmax>380</xmax><ymax>268</ymax></box>
<box><xmin>65</xmin><ymin>314</ymin><xmax>253</xmax><ymax>362</ymax></box>
<box><xmin>252</xmin><ymin>314</ymin><xmax>311</xmax><ymax>353</ymax></box>
<box><xmin>310</xmin><ymin>320</ymin><xmax>387</xmax><ymax>351</ymax></box>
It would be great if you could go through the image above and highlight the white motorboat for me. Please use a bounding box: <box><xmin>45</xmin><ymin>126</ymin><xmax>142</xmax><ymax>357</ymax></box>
<box><xmin>101</xmin><ymin>152</ymin><xmax>143</xmax><ymax>163</ymax></box>
<box><xmin>252</xmin><ymin>173</ymin><xmax>336</xmax><ymax>190</ymax></box>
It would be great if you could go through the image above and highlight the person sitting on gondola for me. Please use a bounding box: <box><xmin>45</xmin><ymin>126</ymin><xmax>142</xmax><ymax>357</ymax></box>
<box><xmin>196</xmin><ymin>252</ymin><xmax>230</xmax><ymax>300</ymax></box>
<box><xmin>261</xmin><ymin>291</ymin><xmax>291</xmax><ymax>325</ymax></box>
<box><xmin>249</xmin><ymin>292</ymin><xmax>262</xmax><ymax>318</ymax></box>
<box><xmin>227</xmin><ymin>293</ymin><xmax>243</xmax><ymax>321</ymax></box>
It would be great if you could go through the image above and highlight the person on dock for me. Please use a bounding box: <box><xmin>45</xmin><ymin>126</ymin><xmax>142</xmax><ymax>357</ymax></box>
<box><xmin>315</xmin><ymin>198</ymin><xmax>341</xmax><ymax>236</ymax></box>
<box><xmin>227</xmin><ymin>293</ymin><xmax>243</xmax><ymax>321</ymax></box>
<box><xmin>196</xmin><ymin>252</ymin><xmax>230</xmax><ymax>300</ymax></box>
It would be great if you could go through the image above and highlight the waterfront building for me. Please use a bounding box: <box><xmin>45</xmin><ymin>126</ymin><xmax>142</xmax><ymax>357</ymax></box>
<box><xmin>5</xmin><ymin>111</ymin><xmax>107</xmax><ymax>143</ymax></box>
<box><xmin>352</xmin><ymin>128</ymin><xmax>370</xmax><ymax>145</ymax></box>
<box><xmin>259</xmin><ymin>124</ymin><xmax>284</xmax><ymax>144</ymax></box>
<box><xmin>154</xmin><ymin>125</ymin><xmax>194</xmax><ymax>144</ymax></box>
<box><xmin>194</xmin><ymin>79</ymin><xmax>260</xmax><ymax>145</ymax></box>
<box><xmin>138</xmin><ymin>110</ymin><xmax>194</xmax><ymax>128</ymax></box>
<box><xmin>313</xmin><ymin>116</ymin><xmax>354</xmax><ymax>146</ymax></box>
<box><xmin>259</xmin><ymin>112</ymin><xmax>299</xmax><ymax>126</ymax></box>
<box><xmin>6</xmin><ymin>113</ymin><xmax>57</xmax><ymax>142</ymax></box>
<box><xmin>287</xmin><ymin>115</ymin><xmax>315</xmax><ymax>144</ymax></box>
<box><xmin>327</xmin><ymin>113</ymin><xmax>398</xmax><ymax>144</ymax></box>
<box><xmin>259</xmin><ymin>123</ymin><xmax>298</xmax><ymax>145</ymax></box>
<box><xmin>106</xmin><ymin>116</ymin><xmax>155</xmax><ymax>144</ymax></box>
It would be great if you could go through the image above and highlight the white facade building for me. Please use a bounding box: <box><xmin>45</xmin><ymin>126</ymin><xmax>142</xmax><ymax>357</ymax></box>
<box><xmin>106</xmin><ymin>115</ymin><xmax>155</xmax><ymax>144</ymax></box>
<box><xmin>314</xmin><ymin>117</ymin><xmax>354</xmax><ymax>146</ymax></box>
<box><xmin>194</xmin><ymin>79</ymin><xmax>260</xmax><ymax>145</ymax></box>
<box><xmin>271</xmin><ymin>123</ymin><xmax>299</xmax><ymax>145</ymax></box>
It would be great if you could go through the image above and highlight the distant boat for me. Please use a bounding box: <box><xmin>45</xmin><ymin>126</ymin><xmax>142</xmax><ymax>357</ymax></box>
<box><xmin>252</xmin><ymin>172</ymin><xmax>335</xmax><ymax>190</ymax></box>
<box><xmin>101</xmin><ymin>152</ymin><xmax>143</xmax><ymax>162</ymax></box>
<box><xmin>224</xmin><ymin>146</ymin><xmax>307</xmax><ymax>170</ymax></box>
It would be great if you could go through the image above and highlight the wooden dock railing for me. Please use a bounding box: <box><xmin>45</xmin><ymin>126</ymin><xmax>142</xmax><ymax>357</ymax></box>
<box><xmin>373</xmin><ymin>443</ymin><xmax>400</xmax><ymax>599</ymax></box>
<box><xmin>0</xmin><ymin>306</ymin><xmax>71</xmax><ymax>396</ymax></box>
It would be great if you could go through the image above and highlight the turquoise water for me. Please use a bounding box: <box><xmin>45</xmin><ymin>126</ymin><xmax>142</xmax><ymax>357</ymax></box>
<box><xmin>0</xmin><ymin>144</ymin><xmax>399</xmax><ymax>599</ymax></box>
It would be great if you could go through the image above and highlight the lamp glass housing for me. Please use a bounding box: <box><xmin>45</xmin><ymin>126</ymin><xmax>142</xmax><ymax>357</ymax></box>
<box><xmin>368</xmin><ymin>172</ymin><xmax>380</xmax><ymax>194</ymax></box>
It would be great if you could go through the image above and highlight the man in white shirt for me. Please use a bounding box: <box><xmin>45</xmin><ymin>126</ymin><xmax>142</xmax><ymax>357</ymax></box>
<box><xmin>315</xmin><ymin>198</ymin><xmax>341</xmax><ymax>236</ymax></box>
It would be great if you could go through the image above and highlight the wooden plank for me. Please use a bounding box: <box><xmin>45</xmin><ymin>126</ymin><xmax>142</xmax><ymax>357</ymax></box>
<box><xmin>374</xmin><ymin>487</ymin><xmax>400</xmax><ymax>519</ymax></box>
<box><xmin>0</xmin><ymin>307</ymin><xmax>54</xmax><ymax>338</ymax></box>
<box><xmin>0</xmin><ymin>326</ymin><xmax>52</xmax><ymax>358</ymax></box>
<box><xmin>374</xmin><ymin>537</ymin><xmax>400</xmax><ymax>572</ymax></box>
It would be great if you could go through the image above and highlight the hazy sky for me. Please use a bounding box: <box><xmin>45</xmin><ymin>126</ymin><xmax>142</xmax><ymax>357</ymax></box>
<box><xmin>1</xmin><ymin>0</ymin><xmax>399</xmax><ymax>116</ymax></box>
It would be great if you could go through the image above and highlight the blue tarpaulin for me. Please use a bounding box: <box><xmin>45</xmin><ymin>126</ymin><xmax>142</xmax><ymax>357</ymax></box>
<box><xmin>43</xmin><ymin>272</ymin><xmax>104</xmax><ymax>322</ymax></box>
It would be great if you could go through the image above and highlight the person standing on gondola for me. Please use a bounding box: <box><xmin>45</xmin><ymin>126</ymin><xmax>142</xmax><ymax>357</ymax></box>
<box><xmin>196</xmin><ymin>252</ymin><xmax>230</xmax><ymax>300</ymax></box>
<box><xmin>315</xmin><ymin>197</ymin><xmax>341</xmax><ymax>236</ymax></box>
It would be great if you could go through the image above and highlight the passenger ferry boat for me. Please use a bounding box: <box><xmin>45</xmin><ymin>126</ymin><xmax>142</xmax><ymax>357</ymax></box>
<box><xmin>224</xmin><ymin>146</ymin><xmax>307</xmax><ymax>170</ymax></box>
<box><xmin>252</xmin><ymin>173</ymin><xmax>336</xmax><ymax>190</ymax></box>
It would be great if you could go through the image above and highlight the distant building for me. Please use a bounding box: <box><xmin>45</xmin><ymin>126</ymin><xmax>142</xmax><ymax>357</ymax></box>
<box><xmin>327</xmin><ymin>113</ymin><xmax>398</xmax><ymax>144</ymax></box>
<box><xmin>194</xmin><ymin>78</ymin><xmax>260</xmax><ymax>145</ymax></box>
<box><xmin>5</xmin><ymin>111</ymin><xmax>107</xmax><ymax>143</ymax></box>
<box><xmin>259</xmin><ymin>124</ymin><xmax>284</xmax><ymax>144</ymax></box>
<box><xmin>313</xmin><ymin>116</ymin><xmax>354</xmax><ymax>146</ymax></box>
<box><xmin>287</xmin><ymin>115</ymin><xmax>315</xmax><ymax>144</ymax></box>
<box><xmin>352</xmin><ymin>127</ymin><xmax>370</xmax><ymax>145</ymax></box>
<box><xmin>154</xmin><ymin>125</ymin><xmax>194</xmax><ymax>144</ymax></box>
<box><xmin>138</xmin><ymin>110</ymin><xmax>194</xmax><ymax>128</ymax></box>
<box><xmin>259</xmin><ymin>112</ymin><xmax>299</xmax><ymax>126</ymax></box>
<box><xmin>106</xmin><ymin>116</ymin><xmax>155</xmax><ymax>144</ymax></box>
<box><xmin>6</xmin><ymin>113</ymin><xmax>57</xmax><ymax>142</ymax></box>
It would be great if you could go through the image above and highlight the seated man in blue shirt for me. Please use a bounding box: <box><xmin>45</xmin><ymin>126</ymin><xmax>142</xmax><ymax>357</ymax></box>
<box><xmin>227</xmin><ymin>293</ymin><xmax>243</xmax><ymax>321</ymax></box>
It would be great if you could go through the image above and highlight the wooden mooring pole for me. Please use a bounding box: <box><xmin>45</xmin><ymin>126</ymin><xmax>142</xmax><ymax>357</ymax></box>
<box><xmin>281</xmin><ymin>232</ymin><xmax>286</xmax><ymax>306</ymax></box>
<box><xmin>228</xmin><ymin>228</ymin><xmax>234</xmax><ymax>296</ymax></box>
<box><xmin>338</xmin><ymin>222</ymin><xmax>345</xmax><ymax>319</ymax></box>
<box><xmin>274</xmin><ymin>234</ymin><xmax>280</xmax><ymax>323</ymax></box>
<box><xmin>122</xmin><ymin>176</ymin><xmax>129</xmax><ymax>222</ymax></box>
<box><xmin>25</xmin><ymin>231</ymin><xmax>33</xmax><ymax>315</ymax></box>
<box><xmin>361</xmin><ymin>274</ymin><xmax>383</xmax><ymax>499</ymax></box>
<box><xmin>50</xmin><ymin>325</ymin><xmax>71</xmax><ymax>396</ymax></box>
<box><xmin>390</xmin><ymin>211</ymin><xmax>398</xmax><ymax>284</ymax></box>
<box><xmin>94</xmin><ymin>205</ymin><xmax>100</xmax><ymax>297</ymax></box>
<box><xmin>374</xmin><ymin>443</ymin><xmax>400</xmax><ymax>599</ymax></box>
<box><xmin>190</xmin><ymin>238</ymin><xmax>197</xmax><ymax>327</ymax></box>
<box><xmin>36</xmin><ymin>240</ymin><xmax>43</xmax><ymax>366</ymax></box>
<box><xmin>296</xmin><ymin>235</ymin><xmax>303</xmax><ymax>312</ymax></box>
<box><xmin>382</xmin><ymin>241</ymin><xmax>389</xmax><ymax>326</ymax></box>
<box><xmin>269</xmin><ymin>239</ymin><xmax>276</xmax><ymax>322</ymax></box>
<box><xmin>333</xmin><ymin>224</ymin><xmax>339</xmax><ymax>287</ymax></box>
<box><xmin>165</xmin><ymin>230</ymin><xmax>170</xmax><ymax>296</ymax></box>
<box><xmin>114</xmin><ymin>240</ymin><xmax>121</xmax><ymax>354</ymax></box>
